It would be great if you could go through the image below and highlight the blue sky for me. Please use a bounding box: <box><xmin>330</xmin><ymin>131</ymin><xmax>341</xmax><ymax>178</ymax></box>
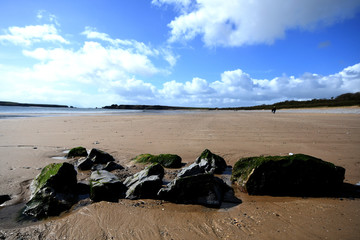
<box><xmin>0</xmin><ymin>0</ymin><xmax>360</xmax><ymax>108</ymax></box>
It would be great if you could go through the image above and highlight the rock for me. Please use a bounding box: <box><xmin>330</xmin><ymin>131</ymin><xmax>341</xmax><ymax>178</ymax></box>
<box><xmin>78</xmin><ymin>149</ymin><xmax>118</xmax><ymax>171</ymax></box>
<box><xmin>23</xmin><ymin>162</ymin><xmax>78</xmax><ymax>218</ymax></box>
<box><xmin>124</xmin><ymin>164</ymin><xmax>164</xmax><ymax>200</ymax></box>
<box><xmin>0</xmin><ymin>195</ymin><xmax>11</xmax><ymax>205</ymax></box>
<box><xmin>77</xmin><ymin>157</ymin><xmax>94</xmax><ymax>170</ymax></box>
<box><xmin>158</xmin><ymin>173</ymin><xmax>235</xmax><ymax>208</ymax></box>
<box><xmin>67</xmin><ymin>146</ymin><xmax>88</xmax><ymax>158</ymax></box>
<box><xmin>133</xmin><ymin>153</ymin><xmax>182</xmax><ymax>168</ymax></box>
<box><xmin>124</xmin><ymin>163</ymin><xmax>164</xmax><ymax>187</ymax></box>
<box><xmin>231</xmin><ymin>154</ymin><xmax>346</xmax><ymax>196</ymax></box>
<box><xmin>91</xmin><ymin>161</ymin><xmax>124</xmax><ymax>172</ymax></box>
<box><xmin>176</xmin><ymin>149</ymin><xmax>227</xmax><ymax>178</ymax></box>
<box><xmin>177</xmin><ymin>162</ymin><xmax>203</xmax><ymax>178</ymax></box>
<box><xmin>126</xmin><ymin>175</ymin><xmax>163</xmax><ymax>200</ymax></box>
<box><xmin>195</xmin><ymin>149</ymin><xmax>227</xmax><ymax>174</ymax></box>
<box><xmin>103</xmin><ymin>161</ymin><xmax>124</xmax><ymax>171</ymax></box>
<box><xmin>87</xmin><ymin>148</ymin><xmax>115</xmax><ymax>164</ymax></box>
<box><xmin>90</xmin><ymin>170</ymin><xmax>126</xmax><ymax>202</ymax></box>
<box><xmin>77</xmin><ymin>182</ymin><xmax>90</xmax><ymax>195</ymax></box>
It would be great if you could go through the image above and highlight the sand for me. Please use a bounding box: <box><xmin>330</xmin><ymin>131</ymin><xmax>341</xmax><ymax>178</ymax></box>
<box><xmin>0</xmin><ymin>110</ymin><xmax>359</xmax><ymax>239</ymax></box>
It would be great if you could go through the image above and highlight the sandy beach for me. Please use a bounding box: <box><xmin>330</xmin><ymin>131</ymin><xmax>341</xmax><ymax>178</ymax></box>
<box><xmin>0</xmin><ymin>110</ymin><xmax>359</xmax><ymax>239</ymax></box>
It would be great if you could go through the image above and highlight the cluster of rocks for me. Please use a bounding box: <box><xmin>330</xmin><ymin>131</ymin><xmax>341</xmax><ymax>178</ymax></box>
<box><xmin>20</xmin><ymin>147</ymin><xmax>346</xmax><ymax>219</ymax></box>
<box><xmin>22</xmin><ymin>148</ymin><xmax>240</xmax><ymax>219</ymax></box>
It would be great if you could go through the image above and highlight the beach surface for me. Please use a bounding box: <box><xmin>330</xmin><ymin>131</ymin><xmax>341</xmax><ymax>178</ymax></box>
<box><xmin>0</xmin><ymin>110</ymin><xmax>359</xmax><ymax>239</ymax></box>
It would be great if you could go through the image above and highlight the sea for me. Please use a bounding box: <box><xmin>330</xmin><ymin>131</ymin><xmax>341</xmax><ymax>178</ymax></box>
<box><xmin>0</xmin><ymin>106</ymin><xmax>359</xmax><ymax>119</ymax></box>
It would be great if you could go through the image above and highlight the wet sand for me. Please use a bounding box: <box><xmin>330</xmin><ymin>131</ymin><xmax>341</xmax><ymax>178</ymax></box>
<box><xmin>0</xmin><ymin>110</ymin><xmax>359</xmax><ymax>239</ymax></box>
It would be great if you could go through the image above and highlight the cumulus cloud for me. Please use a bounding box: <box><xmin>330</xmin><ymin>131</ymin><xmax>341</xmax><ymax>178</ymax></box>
<box><xmin>155</xmin><ymin>63</ymin><xmax>360</xmax><ymax>107</ymax></box>
<box><xmin>82</xmin><ymin>27</ymin><xmax>178</xmax><ymax>67</ymax></box>
<box><xmin>153</xmin><ymin>0</ymin><xmax>360</xmax><ymax>47</ymax></box>
<box><xmin>0</xmin><ymin>24</ymin><xmax>69</xmax><ymax>46</ymax></box>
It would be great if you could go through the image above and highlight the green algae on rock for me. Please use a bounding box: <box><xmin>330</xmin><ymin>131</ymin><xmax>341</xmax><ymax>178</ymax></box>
<box><xmin>67</xmin><ymin>146</ymin><xmax>88</xmax><ymax>158</ymax></box>
<box><xmin>195</xmin><ymin>149</ymin><xmax>227</xmax><ymax>174</ymax></box>
<box><xmin>232</xmin><ymin>154</ymin><xmax>345</xmax><ymax>196</ymax></box>
<box><xmin>133</xmin><ymin>153</ymin><xmax>182</xmax><ymax>168</ymax></box>
<box><xmin>23</xmin><ymin>162</ymin><xmax>78</xmax><ymax>218</ymax></box>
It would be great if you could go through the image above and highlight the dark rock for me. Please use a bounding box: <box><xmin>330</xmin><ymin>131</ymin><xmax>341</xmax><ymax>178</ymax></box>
<box><xmin>90</xmin><ymin>170</ymin><xmax>126</xmax><ymax>202</ymax></box>
<box><xmin>195</xmin><ymin>149</ymin><xmax>227</xmax><ymax>174</ymax></box>
<box><xmin>176</xmin><ymin>149</ymin><xmax>227</xmax><ymax>178</ymax></box>
<box><xmin>23</xmin><ymin>162</ymin><xmax>78</xmax><ymax>218</ymax></box>
<box><xmin>158</xmin><ymin>173</ymin><xmax>236</xmax><ymax>208</ymax></box>
<box><xmin>133</xmin><ymin>153</ymin><xmax>182</xmax><ymax>168</ymax></box>
<box><xmin>90</xmin><ymin>161</ymin><xmax>124</xmax><ymax>172</ymax></box>
<box><xmin>0</xmin><ymin>195</ymin><xmax>11</xmax><ymax>205</ymax></box>
<box><xmin>67</xmin><ymin>146</ymin><xmax>88</xmax><ymax>158</ymax></box>
<box><xmin>124</xmin><ymin>164</ymin><xmax>164</xmax><ymax>200</ymax></box>
<box><xmin>124</xmin><ymin>163</ymin><xmax>164</xmax><ymax>187</ymax></box>
<box><xmin>77</xmin><ymin>157</ymin><xmax>94</xmax><ymax>170</ymax></box>
<box><xmin>87</xmin><ymin>148</ymin><xmax>115</xmax><ymax>164</ymax></box>
<box><xmin>77</xmin><ymin>182</ymin><xmax>90</xmax><ymax>195</ymax></box>
<box><xmin>177</xmin><ymin>162</ymin><xmax>203</xmax><ymax>178</ymax></box>
<box><xmin>103</xmin><ymin>161</ymin><xmax>124</xmax><ymax>171</ymax></box>
<box><xmin>231</xmin><ymin>154</ymin><xmax>346</xmax><ymax>196</ymax></box>
<box><xmin>126</xmin><ymin>175</ymin><xmax>163</xmax><ymax>200</ymax></box>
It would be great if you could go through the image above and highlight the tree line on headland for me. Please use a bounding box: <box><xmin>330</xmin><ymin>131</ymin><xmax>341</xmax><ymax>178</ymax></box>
<box><xmin>0</xmin><ymin>101</ymin><xmax>69</xmax><ymax>108</ymax></box>
<box><xmin>103</xmin><ymin>92</ymin><xmax>360</xmax><ymax>111</ymax></box>
<box><xmin>1</xmin><ymin>92</ymin><xmax>359</xmax><ymax>110</ymax></box>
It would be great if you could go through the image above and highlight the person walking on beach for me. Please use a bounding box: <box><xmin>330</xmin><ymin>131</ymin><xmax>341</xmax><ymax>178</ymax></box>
<box><xmin>271</xmin><ymin>106</ymin><xmax>276</xmax><ymax>114</ymax></box>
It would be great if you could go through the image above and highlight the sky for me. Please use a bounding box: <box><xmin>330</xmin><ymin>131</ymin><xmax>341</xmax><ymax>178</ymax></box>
<box><xmin>0</xmin><ymin>0</ymin><xmax>360</xmax><ymax>108</ymax></box>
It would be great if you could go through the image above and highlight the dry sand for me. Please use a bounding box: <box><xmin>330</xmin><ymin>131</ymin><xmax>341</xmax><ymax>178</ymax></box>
<box><xmin>0</xmin><ymin>110</ymin><xmax>359</xmax><ymax>239</ymax></box>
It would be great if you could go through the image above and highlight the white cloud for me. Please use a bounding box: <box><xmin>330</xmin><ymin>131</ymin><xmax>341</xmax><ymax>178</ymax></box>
<box><xmin>155</xmin><ymin>63</ymin><xmax>360</xmax><ymax>107</ymax></box>
<box><xmin>0</xmin><ymin>24</ymin><xmax>69</xmax><ymax>46</ymax></box>
<box><xmin>154</xmin><ymin>0</ymin><xmax>360</xmax><ymax>47</ymax></box>
<box><xmin>82</xmin><ymin>27</ymin><xmax>178</xmax><ymax>67</ymax></box>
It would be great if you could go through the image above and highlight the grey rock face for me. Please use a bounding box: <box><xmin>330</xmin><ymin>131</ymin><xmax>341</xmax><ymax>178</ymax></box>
<box><xmin>90</xmin><ymin>170</ymin><xmax>126</xmax><ymax>202</ymax></box>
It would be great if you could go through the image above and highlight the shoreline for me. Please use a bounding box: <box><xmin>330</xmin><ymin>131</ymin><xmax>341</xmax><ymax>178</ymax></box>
<box><xmin>0</xmin><ymin>111</ymin><xmax>359</xmax><ymax>239</ymax></box>
<box><xmin>0</xmin><ymin>106</ymin><xmax>359</xmax><ymax>120</ymax></box>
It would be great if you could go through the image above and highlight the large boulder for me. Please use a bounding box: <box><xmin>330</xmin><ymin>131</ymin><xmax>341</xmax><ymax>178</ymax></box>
<box><xmin>133</xmin><ymin>153</ymin><xmax>182</xmax><ymax>168</ymax></box>
<box><xmin>231</xmin><ymin>154</ymin><xmax>345</xmax><ymax>196</ymax></box>
<box><xmin>67</xmin><ymin>146</ymin><xmax>88</xmax><ymax>158</ymax></box>
<box><xmin>124</xmin><ymin>164</ymin><xmax>164</xmax><ymax>199</ymax></box>
<box><xmin>177</xmin><ymin>149</ymin><xmax>227</xmax><ymax>178</ymax></box>
<box><xmin>158</xmin><ymin>173</ymin><xmax>238</xmax><ymax>208</ymax></box>
<box><xmin>23</xmin><ymin>163</ymin><xmax>78</xmax><ymax>218</ymax></box>
<box><xmin>90</xmin><ymin>170</ymin><xmax>126</xmax><ymax>202</ymax></box>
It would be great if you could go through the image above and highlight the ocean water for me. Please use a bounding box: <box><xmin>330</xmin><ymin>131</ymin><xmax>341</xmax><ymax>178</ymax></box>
<box><xmin>0</xmin><ymin>106</ymin><xmax>359</xmax><ymax>119</ymax></box>
<box><xmin>0</xmin><ymin>106</ymin><xmax>143</xmax><ymax>119</ymax></box>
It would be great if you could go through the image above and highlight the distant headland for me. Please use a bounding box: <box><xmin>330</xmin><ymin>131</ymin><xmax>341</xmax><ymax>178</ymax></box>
<box><xmin>0</xmin><ymin>101</ymin><xmax>69</xmax><ymax>108</ymax></box>
<box><xmin>103</xmin><ymin>92</ymin><xmax>360</xmax><ymax>111</ymax></box>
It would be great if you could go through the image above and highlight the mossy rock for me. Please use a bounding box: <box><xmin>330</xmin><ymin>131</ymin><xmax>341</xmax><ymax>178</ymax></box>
<box><xmin>30</xmin><ymin>162</ymin><xmax>77</xmax><ymax>197</ymax></box>
<box><xmin>195</xmin><ymin>149</ymin><xmax>227</xmax><ymax>174</ymax></box>
<box><xmin>24</xmin><ymin>162</ymin><xmax>78</xmax><ymax>218</ymax></box>
<box><xmin>67</xmin><ymin>146</ymin><xmax>88</xmax><ymax>158</ymax></box>
<box><xmin>133</xmin><ymin>153</ymin><xmax>182</xmax><ymax>168</ymax></box>
<box><xmin>232</xmin><ymin>154</ymin><xmax>345</xmax><ymax>196</ymax></box>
